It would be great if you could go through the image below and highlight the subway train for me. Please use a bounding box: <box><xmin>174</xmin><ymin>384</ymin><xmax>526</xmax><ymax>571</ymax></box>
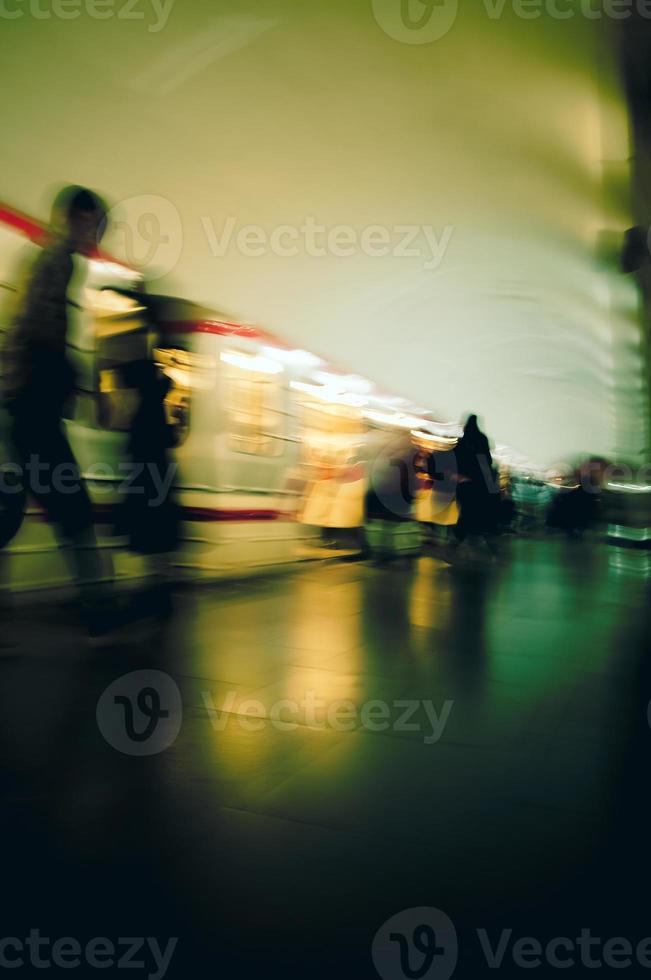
<box><xmin>0</xmin><ymin>202</ymin><xmax>460</xmax><ymax>593</ymax></box>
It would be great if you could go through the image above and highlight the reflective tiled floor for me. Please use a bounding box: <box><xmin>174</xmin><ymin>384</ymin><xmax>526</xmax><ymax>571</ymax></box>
<box><xmin>1</xmin><ymin>539</ymin><xmax>650</xmax><ymax>976</ymax></box>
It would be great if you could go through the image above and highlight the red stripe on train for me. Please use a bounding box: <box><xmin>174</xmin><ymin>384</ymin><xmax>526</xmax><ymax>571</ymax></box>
<box><xmin>0</xmin><ymin>201</ymin><xmax>132</xmax><ymax>269</ymax></box>
<box><xmin>157</xmin><ymin>319</ymin><xmax>299</xmax><ymax>352</ymax></box>
<box><xmin>0</xmin><ymin>203</ymin><xmax>48</xmax><ymax>245</ymax></box>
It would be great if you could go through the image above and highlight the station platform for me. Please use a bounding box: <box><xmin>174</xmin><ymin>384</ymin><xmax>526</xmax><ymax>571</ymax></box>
<box><xmin>1</xmin><ymin>538</ymin><xmax>650</xmax><ymax>976</ymax></box>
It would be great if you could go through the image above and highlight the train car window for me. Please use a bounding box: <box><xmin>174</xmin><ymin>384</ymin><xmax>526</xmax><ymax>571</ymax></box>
<box><xmin>294</xmin><ymin>390</ymin><xmax>364</xmax><ymax>476</ymax></box>
<box><xmin>222</xmin><ymin>351</ymin><xmax>284</xmax><ymax>456</ymax></box>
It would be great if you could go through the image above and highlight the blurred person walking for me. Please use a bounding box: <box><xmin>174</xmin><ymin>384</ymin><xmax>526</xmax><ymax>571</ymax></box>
<box><xmin>546</xmin><ymin>459</ymin><xmax>605</xmax><ymax>538</ymax></box>
<box><xmin>115</xmin><ymin>358</ymin><xmax>179</xmax><ymax>621</ymax></box>
<box><xmin>364</xmin><ymin>430</ymin><xmax>421</xmax><ymax>561</ymax></box>
<box><xmin>0</xmin><ymin>185</ymin><xmax>113</xmax><ymax>636</ymax></box>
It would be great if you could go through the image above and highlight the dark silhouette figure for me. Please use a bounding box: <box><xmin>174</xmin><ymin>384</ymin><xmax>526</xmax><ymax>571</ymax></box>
<box><xmin>453</xmin><ymin>414</ymin><xmax>497</xmax><ymax>542</ymax></box>
<box><xmin>1</xmin><ymin>185</ymin><xmax>111</xmax><ymax>632</ymax></box>
<box><xmin>546</xmin><ymin>486</ymin><xmax>593</xmax><ymax>537</ymax></box>
<box><xmin>116</xmin><ymin>358</ymin><xmax>179</xmax><ymax>618</ymax></box>
<box><xmin>547</xmin><ymin>458</ymin><xmax>605</xmax><ymax>538</ymax></box>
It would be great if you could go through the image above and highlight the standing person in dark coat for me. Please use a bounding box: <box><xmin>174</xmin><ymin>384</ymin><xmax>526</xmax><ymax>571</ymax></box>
<box><xmin>117</xmin><ymin>358</ymin><xmax>179</xmax><ymax>619</ymax></box>
<box><xmin>453</xmin><ymin>414</ymin><xmax>497</xmax><ymax>543</ymax></box>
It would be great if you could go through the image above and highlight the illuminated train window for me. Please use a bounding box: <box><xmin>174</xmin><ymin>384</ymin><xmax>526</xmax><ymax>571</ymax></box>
<box><xmin>293</xmin><ymin>390</ymin><xmax>364</xmax><ymax>475</ymax></box>
<box><xmin>299</xmin><ymin>400</ymin><xmax>364</xmax><ymax>439</ymax></box>
<box><xmin>222</xmin><ymin>351</ymin><xmax>284</xmax><ymax>457</ymax></box>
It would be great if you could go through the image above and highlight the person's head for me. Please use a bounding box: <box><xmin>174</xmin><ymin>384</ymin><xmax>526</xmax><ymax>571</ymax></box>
<box><xmin>464</xmin><ymin>413</ymin><xmax>480</xmax><ymax>435</ymax></box>
<box><xmin>50</xmin><ymin>185</ymin><xmax>108</xmax><ymax>253</ymax></box>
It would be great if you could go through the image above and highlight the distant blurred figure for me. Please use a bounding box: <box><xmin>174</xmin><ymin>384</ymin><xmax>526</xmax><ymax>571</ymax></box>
<box><xmin>512</xmin><ymin>475</ymin><xmax>553</xmax><ymax>533</ymax></box>
<box><xmin>453</xmin><ymin>414</ymin><xmax>498</xmax><ymax>545</ymax></box>
<box><xmin>365</xmin><ymin>431</ymin><xmax>421</xmax><ymax>560</ymax></box>
<box><xmin>116</xmin><ymin>358</ymin><xmax>179</xmax><ymax>620</ymax></box>
<box><xmin>366</xmin><ymin>431</ymin><xmax>418</xmax><ymax>523</ymax></box>
<box><xmin>546</xmin><ymin>459</ymin><xmax>605</xmax><ymax>538</ymax></box>
<box><xmin>498</xmin><ymin>469</ymin><xmax>517</xmax><ymax>533</ymax></box>
<box><xmin>621</xmin><ymin>226</ymin><xmax>649</xmax><ymax>274</ymax></box>
<box><xmin>424</xmin><ymin>445</ymin><xmax>459</xmax><ymax>544</ymax></box>
<box><xmin>547</xmin><ymin>485</ymin><xmax>593</xmax><ymax>538</ymax></box>
<box><xmin>0</xmin><ymin>185</ymin><xmax>112</xmax><ymax>635</ymax></box>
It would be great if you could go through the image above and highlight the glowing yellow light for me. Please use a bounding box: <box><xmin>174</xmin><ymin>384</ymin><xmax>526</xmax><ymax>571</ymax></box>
<box><xmin>88</xmin><ymin>258</ymin><xmax>141</xmax><ymax>282</ymax></box>
<box><xmin>365</xmin><ymin>410</ymin><xmax>427</xmax><ymax>429</ymax></box>
<box><xmin>410</xmin><ymin>429</ymin><xmax>457</xmax><ymax>447</ymax></box>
